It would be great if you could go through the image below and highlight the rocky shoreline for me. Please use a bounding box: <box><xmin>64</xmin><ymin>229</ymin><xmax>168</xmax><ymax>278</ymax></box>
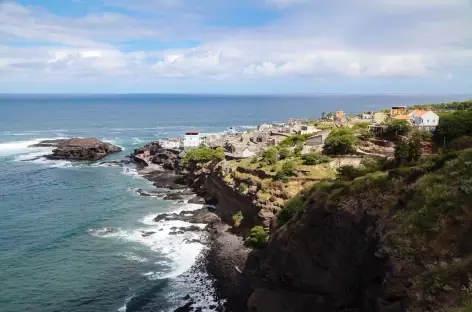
<box><xmin>127</xmin><ymin>142</ymin><xmax>257</xmax><ymax>312</ymax></box>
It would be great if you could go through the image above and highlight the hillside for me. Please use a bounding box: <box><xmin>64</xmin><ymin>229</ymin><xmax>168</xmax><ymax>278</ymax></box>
<box><xmin>248</xmin><ymin>148</ymin><xmax>472</xmax><ymax>311</ymax></box>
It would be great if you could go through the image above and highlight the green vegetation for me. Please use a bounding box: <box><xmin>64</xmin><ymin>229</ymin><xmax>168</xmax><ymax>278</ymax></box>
<box><xmin>294</xmin><ymin>143</ymin><xmax>304</xmax><ymax>157</ymax></box>
<box><xmin>275</xmin><ymin>146</ymin><xmax>472</xmax><ymax>311</ymax></box>
<box><xmin>277</xmin><ymin>194</ymin><xmax>306</xmax><ymax>225</ymax></box>
<box><xmin>394</xmin><ymin>135</ymin><xmax>422</xmax><ymax>165</ymax></box>
<box><xmin>238</xmin><ymin>183</ymin><xmax>248</xmax><ymax>193</ymax></box>
<box><xmin>183</xmin><ymin>147</ymin><xmax>225</xmax><ymax>165</ymax></box>
<box><xmin>434</xmin><ymin>110</ymin><xmax>472</xmax><ymax>144</ymax></box>
<box><xmin>274</xmin><ymin>160</ymin><xmax>296</xmax><ymax>181</ymax></box>
<box><xmin>352</xmin><ymin>122</ymin><xmax>372</xmax><ymax>131</ymax></box>
<box><xmin>262</xmin><ymin>147</ymin><xmax>278</xmax><ymax>165</ymax></box>
<box><xmin>232</xmin><ymin>211</ymin><xmax>244</xmax><ymax>226</ymax></box>
<box><xmin>387</xmin><ymin>119</ymin><xmax>412</xmax><ymax>136</ymax></box>
<box><xmin>448</xmin><ymin>136</ymin><xmax>472</xmax><ymax>151</ymax></box>
<box><xmin>246</xmin><ymin>226</ymin><xmax>269</xmax><ymax>248</ymax></box>
<box><xmin>409</xmin><ymin>99</ymin><xmax>472</xmax><ymax>111</ymax></box>
<box><xmin>278</xmin><ymin>134</ymin><xmax>312</xmax><ymax>148</ymax></box>
<box><xmin>302</xmin><ymin>152</ymin><xmax>331</xmax><ymax>165</ymax></box>
<box><xmin>278</xmin><ymin>147</ymin><xmax>291</xmax><ymax>160</ymax></box>
<box><xmin>323</xmin><ymin>128</ymin><xmax>358</xmax><ymax>155</ymax></box>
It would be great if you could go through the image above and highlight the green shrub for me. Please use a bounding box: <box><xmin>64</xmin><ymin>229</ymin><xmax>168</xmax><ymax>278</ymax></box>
<box><xmin>246</xmin><ymin>226</ymin><xmax>269</xmax><ymax>248</ymax></box>
<box><xmin>238</xmin><ymin>183</ymin><xmax>248</xmax><ymax>193</ymax></box>
<box><xmin>232</xmin><ymin>211</ymin><xmax>244</xmax><ymax>225</ymax></box>
<box><xmin>250</xmin><ymin>156</ymin><xmax>258</xmax><ymax>164</ymax></box>
<box><xmin>394</xmin><ymin>136</ymin><xmax>422</xmax><ymax>165</ymax></box>
<box><xmin>435</xmin><ymin>110</ymin><xmax>472</xmax><ymax>144</ymax></box>
<box><xmin>359</xmin><ymin>128</ymin><xmax>374</xmax><ymax>140</ymax></box>
<box><xmin>294</xmin><ymin>142</ymin><xmax>304</xmax><ymax>157</ymax></box>
<box><xmin>183</xmin><ymin>147</ymin><xmax>225</xmax><ymax>165</ymax></box>
<box><xmin>278</xmin><ymin>147</ymin><xmax>291</xmax><ymax>159</ymax></box>
<box><xmin>279</xmin><ymin>134</ymin><xmax>311</xmax><ymax>148</ymax></box>
<box><xmin>352</xmin><ymin>122</ymin><xmax>372</xmax><ymax>131</ymax></box>
<box><xmin>448</xmin><ymin>136</ymin><xmax>472</xmax><ymax>151</ymax></box>
<box><xmin>281</xmin><ymin>160</ymin><xmax>295</xmax><ymax>176</ymax></box>
<box><xmin>277</xmin><ymin>195</ymin><xmax>305</xmax><ymax>225</ymax></box>
<box><xmin>323</xmin><ymin>128</ymin><xmax>358</xmax><ymax>155</ymax></box>
<box><xmin>337</xmin><ymin>165</ymin><xmax>367</xmax><ymax>181</ymax></box>
<box><xmin>262</xmin><ymin>147</ymin><xmax>278</xmax><ymax>165</ymax></box>
<box><xmin>302</xmin><ymin>152</ymin><xmax>331</xmax><ymax>165</ymax></box>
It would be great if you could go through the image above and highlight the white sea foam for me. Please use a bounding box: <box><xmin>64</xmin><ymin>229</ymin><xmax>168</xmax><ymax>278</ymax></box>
<box><xmin>131</xmin><ymin>137</ymin><xmax>144</xmax><ymax>145</ymax></box>
<box><xmin>120</xmin><ymin>252</ymin><xmax>149</xmax><ymax>263</ymax></box>
<box><xmin>0</xmin><ymin>137</ymin><xmax>67</xmax><ymax>159</ymax></box>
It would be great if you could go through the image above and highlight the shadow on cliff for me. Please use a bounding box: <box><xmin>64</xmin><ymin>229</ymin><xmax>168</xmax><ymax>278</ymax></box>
<box><xmin>238</xmin><ymin>199</ymin><xmax>403</xmax><ymax>312</ymax></box>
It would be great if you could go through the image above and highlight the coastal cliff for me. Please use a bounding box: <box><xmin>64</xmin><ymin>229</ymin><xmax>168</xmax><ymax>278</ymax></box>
<box><xmin>131</xmin><ymin>141</ymin><xmax>472</xmax><ymax>312</ymax></box>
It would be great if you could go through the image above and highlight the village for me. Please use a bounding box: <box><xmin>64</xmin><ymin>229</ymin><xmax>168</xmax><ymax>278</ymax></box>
<box><xmin>157</xmin><ymin>104</ymin><xmax>440</xmax><ymax>159</ymax></box>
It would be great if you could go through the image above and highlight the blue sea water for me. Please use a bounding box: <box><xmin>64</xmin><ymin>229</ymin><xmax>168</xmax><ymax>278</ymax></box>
<box><xmin>0</xmin><ymin>94</ymin><xmax>470</xmax><ymax>312</ymax></box>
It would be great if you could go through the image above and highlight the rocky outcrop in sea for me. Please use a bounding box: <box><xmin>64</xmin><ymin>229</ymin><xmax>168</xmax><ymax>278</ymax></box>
<box><xmin>30</xmin><ymin>138</ymin><xmax>122</xmax><ymax>161</ymax></box>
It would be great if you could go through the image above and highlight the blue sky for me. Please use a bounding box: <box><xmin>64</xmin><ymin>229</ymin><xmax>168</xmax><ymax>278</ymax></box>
<box><xmin>0</xmin><ymin>0</ymin><xmax>471</xmax><ymax>94</ymax></box>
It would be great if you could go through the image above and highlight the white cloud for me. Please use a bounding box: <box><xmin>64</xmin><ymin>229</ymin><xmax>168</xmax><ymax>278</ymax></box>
<box><xmin>0</xmin><ymin>0</ymin><xmax>471</xmax><ymax>86</ymax></box>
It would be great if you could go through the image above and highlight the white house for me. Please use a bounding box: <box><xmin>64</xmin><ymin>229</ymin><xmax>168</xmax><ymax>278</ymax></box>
<box><xmin>362</xmin><ymin>111</ymin><xmax>374</xmax><ymax>120</ymax></box>
<box><xmin>299</xmin><ymin>125</ymin><xmax>319</xmax><ymax>135</ymax></box>
<box><xmin>159</xmin><ymin>138</ymin><xmax>182</xmax><ymax>150</ymax></box>
<box><xmin>241</xmin><ymin>147</ymin><xmax>256</xmax><ymax>158</ymax></box>
<box><xmin>184</xmin><ymin>130</ymin><xmax>201</xmax><ymax>148</ymax></box>
<box><xmin>409</xmin><ymin>110</ymin><xmax>439</xmax><ymax>131</ymax></box>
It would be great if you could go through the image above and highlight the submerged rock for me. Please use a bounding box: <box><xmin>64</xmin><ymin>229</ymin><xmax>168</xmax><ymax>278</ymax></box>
<box><xmin>39</xmin><ymin>138</ymin><xmax>122</xmax><ymax>161</ymax></box>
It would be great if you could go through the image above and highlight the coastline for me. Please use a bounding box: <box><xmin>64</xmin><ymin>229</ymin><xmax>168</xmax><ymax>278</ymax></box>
<box><xmin>128</xmin><ymin>145</ymin><xmax>255</xmax><ymax>312</ymax></box>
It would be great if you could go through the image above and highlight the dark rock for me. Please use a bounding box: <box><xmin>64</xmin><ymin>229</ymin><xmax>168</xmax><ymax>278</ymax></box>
<box><xmin>174</xmin><ymin>301</ymin><xmax>194</xmax><ymax>312</ymax></box>
<box><xmin>42</xmin><ymin>138</ymin><xmax>122</xmax><ymax>161</ymax></box>
<box><xmin>163</xmin><ymin>193</ymin><xmax>184</xmax><ymax>201</ymax></box>
<box><xmin>153</xmin><ymin>208</ymin><xmax>220</xmax><ymax>225</ymax></box>
<box><xmin>28</xmin><ymin>139</ymin><xmax>70</xmax><ymax>148</ymax></box>
<box><xmin>188</xmin><ymin>196</ymin><xmax>205</xmax><ymax>204</ymax></box>
<box><xmin>141</xmin><ymin>231</ymin><xmax>156</xmax><ymax>237</ymax></box>
<box><xmin>98</xmin><ymin>160</ymin><xmax>132</xmax><ymax>167</ymax></box>
<box><xmin>183</xmin><ymin>295</ymin><xmax>191</xmax><ymax>300</ymax></box>
<box><xmin>194</xmin><ymin>308</ymin><xmax>202</xmax><ymax>312</ymax></box>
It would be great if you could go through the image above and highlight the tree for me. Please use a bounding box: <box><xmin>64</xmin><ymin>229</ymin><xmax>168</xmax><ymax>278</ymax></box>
<box><xmin>394</xmin><ymin>140</ymin><xmax>410</xmax><ymax>165</ymax></box>
<box><xmin>294</xmin><ymin>142</ymin><xmax>304</xmax><ymax>157</ymax></box>
<box><xmin>278</xmin><ymin>147</ymin><xmax>291</xmax><ymax>160</ymax></box>
<box><xmin>323</xmin><ymin>128</ymin><xmax>358</xmax><ymax>155</ymax></box>
<box><xmin>262</xmin><ymin>147</ymin><xmax>278</xmax><ymax>165</ymax></box>
<box><xmin>394</xmin><ymin>136</ymin><xmax>422</xmax><ymax>165</ymax></box>
<box><xmin>281</xmin><ymin>160</ymin><xmax>295</xmax><ymax>176</ymax></box>
<box><xmin>434</xmin><ymin>110</ymin><xmax>472</xmax><ymax>144</ymax></box>
<box><xmin>387</xmin><ymin>120</ymin><xmax>412</xmax><ymax>136</ymax></box>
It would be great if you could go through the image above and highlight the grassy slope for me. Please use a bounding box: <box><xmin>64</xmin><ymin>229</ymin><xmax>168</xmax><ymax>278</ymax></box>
<box><xmin>278</xmin><ymin>148</ymin><xmax>472</xmax><ymax>311</ymax></box>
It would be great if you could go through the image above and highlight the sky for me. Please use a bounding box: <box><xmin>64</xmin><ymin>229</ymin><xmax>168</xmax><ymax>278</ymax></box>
<box><xmin>0</xmin><ymin>0</ymin><xmax>471</xmax><ymax>94</ymax></box>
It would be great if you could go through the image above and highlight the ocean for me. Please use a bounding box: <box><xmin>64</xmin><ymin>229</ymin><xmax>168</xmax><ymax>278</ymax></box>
<box><xmin>0</xmin><ymin>94</ymin><xmax>470</xmax><ymax>312</ymax></box>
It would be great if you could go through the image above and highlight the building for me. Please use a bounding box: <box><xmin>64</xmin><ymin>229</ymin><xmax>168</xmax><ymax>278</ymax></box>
<box><xmin>393</xmin><ymin>115</ymin><xmax>412</xmax><ymax>122</ymax></box>
<box><xmin>241</xmin><ymin>147</ymin><xmax>256</xmax><ymax>158</ymax></box>
<box><xmin>391</xmin><ymin>106</ymin><xmax>407</xmax><ymax>116</ymax></box>
<box><xmin>183</xmin><ymin>130</ymin><xmax>201</xmax><ymax>148</ymax></box>
<box><xmin>410</xmin><ymin>110</ymin><xmax>439</xmax><ymax>131</ymax></box>
<box><xmin>159</xmin><ymin>138</ymin><xmax>182</xmax><ymax>150</ymax></box>
<box><xmin>336</xmin><ymin>111</ymin><xmax>344</xmax><ymax>119</ymax></box>
<box><xmin>299</xmin><ymin>125</ymin><xmax>318</xmax><ymax>135</ymax></box>
<box><xmin>306</xmin><ymin>131</ymin><xmax>330</xmax><ymax>146</ymax></box>
<box><xmin>227</xmin><ymin>127</ymin><xmax>236</xmax><ymax>135</ymax></box>
<box><xmin>362</xmin><ymin>111</ymin><xmax>374</xmax><ymax>119</ymax></box>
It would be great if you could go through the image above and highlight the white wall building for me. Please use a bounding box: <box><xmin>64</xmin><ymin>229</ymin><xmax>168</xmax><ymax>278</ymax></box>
<box><xmin>241</xmin><ymin>147</ymin><xmax>256</xmax><ymax>158</ymax></box>
<box><xmin>159</xmin><ymin>139</ymin><xmax>182</xmax><ymax>150</ymax></box>
<box><xmin>410</xmin><ymin>110</ymin><xmax>439</xmax><ymax>130</ymax></box>
<box><xmin>184</xmin><ymin>130</ymin><xmax>201</xmax><ymax>148</ymax></box>
<box><xmin>299</xmin><ymin>125</ymin><xmax>319</xmax><ymax>135</ymax></box>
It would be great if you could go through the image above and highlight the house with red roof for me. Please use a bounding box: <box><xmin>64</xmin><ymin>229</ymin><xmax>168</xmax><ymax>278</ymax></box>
<box><xmin>409</xmin><ymin>109</ymin><xmax>439</xmax><ymax>131</ymax></box>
